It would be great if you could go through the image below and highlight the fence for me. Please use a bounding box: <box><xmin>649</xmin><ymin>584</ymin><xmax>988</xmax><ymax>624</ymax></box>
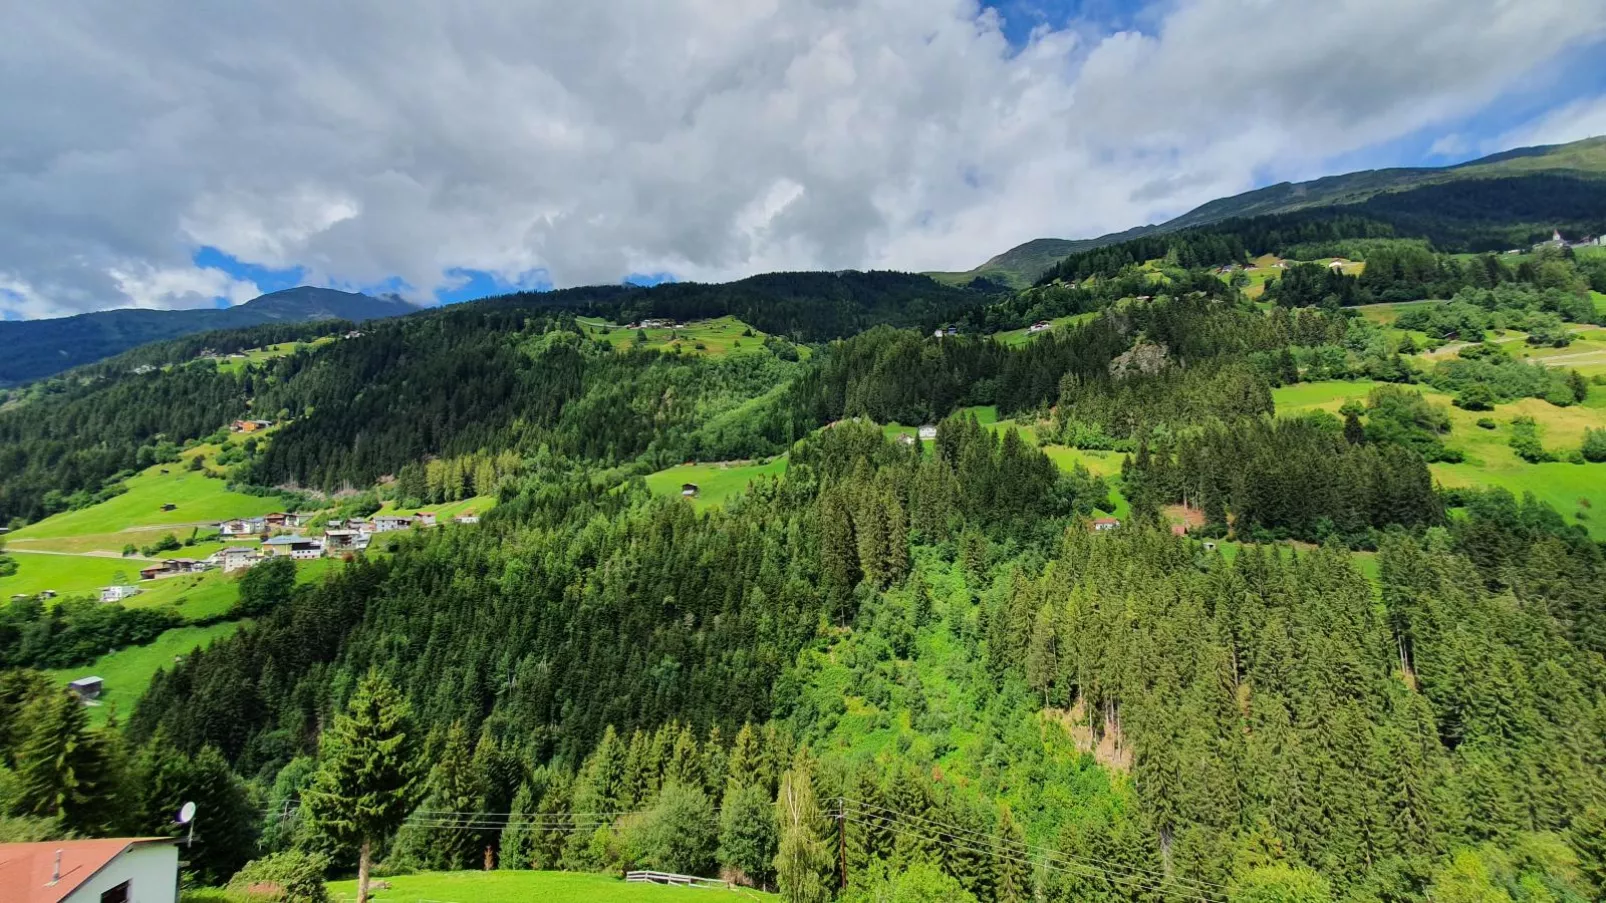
<box><xmin>624</xmin><ymin>870</ymin><xmax>732</xmax><ymax>890</ymax></box>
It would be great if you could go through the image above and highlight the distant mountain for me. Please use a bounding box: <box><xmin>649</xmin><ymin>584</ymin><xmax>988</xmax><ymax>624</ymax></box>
<box><xmin>941</xmin><ymin>135</ymin><xmax>1606</xmax><ymax>287</ymax></box>
<box><xmin>0</xmin><ymin>286</ymin><xmax>417</xmax><ymax>386</ymax></box>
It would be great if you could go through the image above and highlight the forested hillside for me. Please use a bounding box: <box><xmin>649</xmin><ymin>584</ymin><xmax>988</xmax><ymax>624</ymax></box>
<box><xmin>2</xmin><ymin>161</ymin><xmax>1605</xmax><ymax>903</ymax></box>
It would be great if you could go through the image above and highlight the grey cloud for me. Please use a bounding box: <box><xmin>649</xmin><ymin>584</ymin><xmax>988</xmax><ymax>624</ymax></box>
<box><xmin>0</xmin><ymin>0</ymin><xmax>1602</xmax><ymax>316</ymax></box>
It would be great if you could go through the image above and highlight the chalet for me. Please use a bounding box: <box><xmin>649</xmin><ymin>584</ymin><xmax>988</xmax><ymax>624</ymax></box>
<box><xmin>1027</xmin><ymin>321</ymin><xmax>1053</xmax><ymax>334</ymax></box>
<box><xmin>264</xmin><ymin>512</ymin><xmax>288</xmax><ymax>529</ymax></box>
<box><xmin>211</xmin><ymin>546</ymin><xmax>260</xmax><ymax>572</ymax></box>
<box><xmin>324</xmin><ymin>529</ymin><xmax>362</xmax><ymax>553</ymax></box>
<box><xmin>284</xmin><ymin>512</ymin><xmax>313</xmax><ymax>528</ymax></box>
<box><xmin>371</xmin><ymin>515</ymin><xmax>412</xmax><ymax>533</ymax></box>
<box><xmin>218</xmin><ymin>518</ymin><xmax>266</xmax><ymax>537</ymax></box>
<box><xmin>0</xmin><ymin>836</ymin><xmax>179</xmax><ymax>903</ymax></box>
<box><xmin>67</xmin><ymin>677</ymin><xmax>103</xmax><ymax>700</ymax></box>
<box><xmin>412</xmin><ymin>512</ymin><xmax>438</xmax><ymax>527</ymax></box>
<box><xmin>262</xmin><ymin>535</ymin><xmax>323</xmax><ymax>560</ymax></box>
<box><xmin>917</xmin><ymin>425</ymin><xmax>938</xmax><ymax>441</ymax></box>
<box><xmin>99</xmin><ymin>585</ymin><xmax>141</xmax><ymax>604</ymax></box>
<box><xmin>454</xmin><ymin>512</ymin><xmax>480</xmax><ymax>524</ymax></box>
<box><xmin>231</xmin><ymin>419</ymin><xmax>273</xmax><ymax>433</ymax></box>
<box><xmin>1091</xmin><ymin>517</ymin><xmax>1121</xmax><ymax>532</ymax></box>
<box><xmin>681</xmin><ymin>484</ymin><xmax>699</xmax><ymax>497</ymax></box>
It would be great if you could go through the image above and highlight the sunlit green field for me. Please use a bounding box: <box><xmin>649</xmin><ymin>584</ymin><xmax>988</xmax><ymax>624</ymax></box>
<box><xmin>48</xmin><ymin>620</ymin><xmax>247</xmax><ymax>727</ymax></box>
<box><xmin>579</xmin><ymin>315</ymin><xmax>798</xmax><ymax>358</ymax></box>
<box><xmin>1273</xmin><ymin>379</ymin><xmax>1606</xmax><ymax>539</ymax></box>
<box><xmin>371</xmin><ymin>495</ymin><xmax>495</xmax><ymax>520</ymax></box>
<box><xmin>643</xmin><ymin>458</ymin><xmax>789</xmax><ymax>511</ymax></box>
<box><xmin>7</xmin><ymin>455</ymin><xmax>281</xmax><ymax>541</ymax></box>
<box><xmin>992</xmin><ymin>312</ymin><xmax>1099</xmax><ymax>347</ymax></box>
<box><xmin>324</xmin><ymin>870</ymin><xmax>776</xmax><ymax>903</ymax></box>
<box><xmin>212</xmin><ymin>336</ymin><xmax>336</xmax><ymax>374</ymax></box>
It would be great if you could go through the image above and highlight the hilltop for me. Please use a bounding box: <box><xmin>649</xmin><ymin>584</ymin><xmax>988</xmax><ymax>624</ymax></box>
<box><xmin>940</xmin><ymin>135</ymin><xmax>1606</xmax><ymax>287</ymax></box>
<box><xmin>0</xmin><ymin>286</ymin><xmax>418</xmax><ymax>385</ymax></box>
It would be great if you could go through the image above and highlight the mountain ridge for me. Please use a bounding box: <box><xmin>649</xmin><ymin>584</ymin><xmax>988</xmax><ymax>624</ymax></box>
<box><xmin>938</xmin><ymin>134</ymin><xmax>1606</xmax><ymax>287</ymax></box>
<box><xmin>0</xmin><ymin>286</ymin><xmax>418</xmax><ymax>386</ymax></box>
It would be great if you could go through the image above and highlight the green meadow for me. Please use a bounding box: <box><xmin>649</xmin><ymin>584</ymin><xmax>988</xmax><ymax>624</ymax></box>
<box><xmin>578</xmin><ymin>315</ymin><xmax>799</xmax><ymax>358</ymax></box>
<box><xmin>643</xmin><ymin>458</ymin><xmax>789</xmax><ymax>511</ymax></box>
<box><xmin>991</xmin><ymin>312</ymin><xmax>1099</xmax><ymax>347</ymax></box>
<box><xmin>7</xmin><ymin>456</ymin><xmax>281</xmax><ymax>541</ymax></box>
<box><xmin>371</xmin><ymin>495</ymin><xmax>495</xmax><ymax>520</ymax></box>
<box><xmin>212</xmin><ymin>336</ymin><xmax>336</xmax><ymax>374</ymax></box>
<box><xmin>325</xmin><ymin>870</ymin><xmax>777</xmax><ymax>903</ymax></box>
<box><xmin>48</xmin><ymin>620</ymin><xmax>247</xmax><ymax>727</ymax></box>
<box><xmin>1273</xmin><ymin>379</ymin><xmax>1606</xmax><ymax>539</ymax></box>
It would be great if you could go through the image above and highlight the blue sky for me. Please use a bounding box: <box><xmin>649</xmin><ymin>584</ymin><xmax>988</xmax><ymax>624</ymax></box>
<box><xmin>4</xmin><ymin>0</ymin><xmax>1604</xmax><ymax>318</ymax></box>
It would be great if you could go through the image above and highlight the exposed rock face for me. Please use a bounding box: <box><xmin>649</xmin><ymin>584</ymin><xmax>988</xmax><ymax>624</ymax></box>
<box><xmin>1109</xmin><ymin>342</ymin><xmax>1168</xmax><ymax>379</ymax></box>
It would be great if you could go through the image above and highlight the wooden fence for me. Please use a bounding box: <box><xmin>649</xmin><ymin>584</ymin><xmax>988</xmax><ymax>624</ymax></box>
<box><xmin>624</xmin><ymin>870</ymin><xmax>732</xmax><ymax>890</ymax></box>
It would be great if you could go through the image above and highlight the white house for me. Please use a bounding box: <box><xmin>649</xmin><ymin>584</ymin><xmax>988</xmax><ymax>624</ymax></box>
<box><xmin>211</xmin><ymin>546</ymin><xmax>259</xmax><ymax>573</ymax></box>
<box><xmin>99</xmin><ymin>585</ymin><xmax>141</xmax><ymax>604</ymax></box>
<box><xmin>412</xmin><ymin>511</ymin><xmax>438</xmax><ymax>527</ymax></box>
<box><xmin>0</xmin><ymin>837</ymin><xmax>178</xmax><ymax>903</ymax></box>
<box><xmin>371</xmin><ymin>515</ymin><xmax>412</xmax><ymax>533</ymax></box>
<box><xmin>262</xmin><ymin>535</ymin><xmax>323</xmax><ymax>560</ymax></box>
<box><xmin>917</xmin><ymin>425</ymin><xmax>938</xmax><ymax>441</ymax></box>
<box><xmin>454</xmin><ymin>512</ymin><xmax>480</xmax><ymax>524</ymax></box>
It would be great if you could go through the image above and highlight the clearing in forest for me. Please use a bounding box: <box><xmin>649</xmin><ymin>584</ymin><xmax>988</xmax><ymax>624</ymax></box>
<box><xmin>325</xmin><ymin>870</ymin><xmax>777</xmax><ymax>902</ymax></box>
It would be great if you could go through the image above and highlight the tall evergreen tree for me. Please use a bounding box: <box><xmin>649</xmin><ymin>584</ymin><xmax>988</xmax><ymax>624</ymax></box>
<box><xmin>302</xmin><ymin>674</ymin><xmax>425</xmax><ymax>903</ymax></box>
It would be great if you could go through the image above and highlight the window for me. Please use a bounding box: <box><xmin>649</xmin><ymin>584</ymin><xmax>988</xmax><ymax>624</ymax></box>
<box><xmin>101</xmin><ymin>881</ymin><xmax>130</xmax><ymax>903</ymax></box>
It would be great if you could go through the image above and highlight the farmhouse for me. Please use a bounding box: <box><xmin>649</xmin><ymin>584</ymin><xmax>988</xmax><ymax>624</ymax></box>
<box><xmin>1091</xmin><ymin>517</ymin><xmax>1121</xmax><ymax>532</ymax></box>
<box><xmin>681</xmin><ymin>483</ymin><xmax>699</xmax><ymax>497</ymax></box>
<box><xmin>230</xmin><ymin>419</ymin><xmax>273</xmax><ymax>433</ymax></box>
<box><xmin>323</xmin><ymin>529</ymin><xmax>363</xmax><ymax>553</ymax></box>
<box><xmin>639</xmin><ymin>318</ymin><xmax>674</xmax><ymax>329</ymax></box>
<box><xmin>1027</xmin><ymin>320</ymin><xmax>1053</xmax><ymax>334</ymax></box>
<box><xmin>210</xmin><ymin>546</ymin><xmax>260</xmax><ymax>572</ymax></box>
<box><xmin>371</xmin><ymin>515</ymin><xmax>412</xmax><ymax>532</ymax></box>
<box><xmin>0</xmin><ymin>837</ymin><xmax>179</xmax><ymax>903</ymax></box>
<box><xmin>263</xmin><ymin>512</ymin><xmax>288</xmax><ymax>529</ymax></box>
<box><xmin>917</xmin><ymin>425</ymin><xmax>938</xmax><ymax>441</ymax></box>
<box><xmin>455</xmin><ymin>511</ymin><xmax>480</xmax><ymax>524</ymax></box>
<box><xmin>218</xmin><ymin>518</ymin><xmax>267</xmax><ymax>537</ymax></box>
<box><xmin>262</xmin><ymin>535</ymin><xmax>323</xmax><ymax>560</ymax></box>
<box><xmin>284</xmin><ymin>512</ymin><xmax>313</xmax><ymax>528</ymax></box>
<box><xmin>67</xmin><ymin>677</ymin><xmax>103</xmax><ymax>700</ymax></box>
<box><xmin>99</xmin><ymin>585</ymin><xmax>141</xmax><ymax>603</ymax></box>
<box><xmin>412</xmin><ymin>512</ymin><xmax>438</xmax><ymax>527</ymax></box>
<box><xmin>138</xmin><ymin>560</ymin><xmax>206</xmax><ymax>581</ymax></box>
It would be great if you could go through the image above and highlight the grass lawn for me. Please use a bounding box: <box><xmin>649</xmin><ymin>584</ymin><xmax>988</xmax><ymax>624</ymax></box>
<box><xmin>992</xmin><ymin>312</ymin><xmax>1099</xmax><ymax>347</ymax></box>
<box><xmin>1353</xmin><ymin>300</ymin><xmax>1446</xmax><ymax>326</ymax></box>
<box><xmin>8</xmin><ymin>457</ymin><xmax>282</xmax><ymax>541</ymax></box>
<box><xmin>0</xmin><ymin>552</ymin><xmax>137</xmax><ymax>600</ymax></box>
<box><xmin>1591</xmin><ymin>290</ymin><xmax>1606</xmax><ymax>316</ymax></box>
<box><xmin>579</xmin><ymin>315</ymin><xmax>797</xmax><ymax>359</ymax></box>
<box><xmin>213</xmin><ymin>336</ymin><xmax>336</xmax><ymax>374</ymax></box>
<box><xmin>372</xmin><ymin>495</ymin><xmax>495</xmax><ymax>520</ymax></box>
<box><xmin>1273</xmin><ymin>379</ymin><xmax>1606</xmax><ymax>539</ymax></box>
<box><xmin>1041</xmin><ymin>445</ymin><xmax>1124</xmax><ymax>478</ymax></box>
<box><xmin>47</xmin><ymin>620</ymin><xmax>247</xmax><ymax>727</ymax></box>
<box><xmin>326</xmin><ymin>870</ymin><xmax>777</xmax><ymax>903</ymax></box>
<box><xmin>644</xmin><ymin>459</ymin><xmax>789</xmax><ymax>511</ymax></box>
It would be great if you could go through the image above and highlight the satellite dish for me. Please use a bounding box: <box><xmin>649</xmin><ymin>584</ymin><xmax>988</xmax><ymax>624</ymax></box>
<box><xmin>177</xmin><ymin>802</ymin><xmax>196</xmax><ymax>825</ymax></box>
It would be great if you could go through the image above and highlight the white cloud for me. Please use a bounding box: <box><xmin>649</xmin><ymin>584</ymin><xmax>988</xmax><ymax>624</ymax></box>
<box><xmin>1494</xmin><ymin>94</ymin><xmax>1606</xmax><ymax>150</ymax></box>
<box><xmin>106</xmin><ymin>263</ymin><xmax>262</xmax><ymax>311</ymax></box>
<box><xmin>0</xmin><ymin>0</ymin><xmax>1602</xmax><ymax>316</ymax></box>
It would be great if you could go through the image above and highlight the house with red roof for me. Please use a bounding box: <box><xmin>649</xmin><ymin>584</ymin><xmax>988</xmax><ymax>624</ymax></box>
<box><xmin>0</xmin><ymin>837</ymin><xmax>176</xmax><ymax>903</ymax></box>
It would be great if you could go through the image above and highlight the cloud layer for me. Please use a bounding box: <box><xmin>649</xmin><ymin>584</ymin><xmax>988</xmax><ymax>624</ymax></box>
<box><xmin>2</xmin><ymin>0</ymin><xmax>1603</xmax><ymax>316</ymax></box>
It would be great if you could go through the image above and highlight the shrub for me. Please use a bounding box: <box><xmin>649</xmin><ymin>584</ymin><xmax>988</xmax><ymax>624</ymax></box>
<box><xmin>1582</xmin><ymin>428</ymin><xmax>1606</xmax><ymax>463</ymax></box>
<box><xmin>1509</xmin><ymin>416</ymin><xmax>1553</xmax><ymax>463</ymax></box>
<box><xmin>226</xmin><ymin>851</ymin><xmax>330</xmax><ymax>903</ymax></box>
<box><xmin>1475</xmin><ymin>418</ymin><xmax>1497</xmax><ymax>430</ymax></box>
<box><xmin>1453</xmin><ymin>383</ymin><xmax>1495</xmax><ymax>411</ymax></box>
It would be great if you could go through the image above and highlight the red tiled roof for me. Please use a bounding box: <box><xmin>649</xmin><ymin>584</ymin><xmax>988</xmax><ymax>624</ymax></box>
<box><xmin>0</xmin><ymin>838</ymin><xmax>172</xmax><ymax>903</ymax></box>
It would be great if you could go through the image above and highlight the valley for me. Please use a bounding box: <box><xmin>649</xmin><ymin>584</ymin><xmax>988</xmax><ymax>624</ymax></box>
<box><xmin>0</xmin><ymin>138</ymin><xmax>1604</xmax><ymax>903</ymax></box>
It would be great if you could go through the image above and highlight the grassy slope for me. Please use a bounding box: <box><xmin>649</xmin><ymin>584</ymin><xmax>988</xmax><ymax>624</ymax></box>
<box><xmin>213</xmin><ymin>336</ymin><xmax>336</xmax><ymax>375</ymax></box>
<box><xmin>578</xmin><ymin>315</ymin><xmax>796</xmax><ymax>358</ymax></box>
<box><xmin>643</xmin><ymin>459</ymin><xmax>790</xmax><ymax>511</ymax></box>
<box><xmin>1273</xmin><ymin>379</ymin><xmax>1606</xmax><ymax>539</ymax></box>
<box><xmin>991</xmin><ymin>312</ymin><xmax>1100</xmax><ymax>347</ymax></box>
<box><xmin>325</xmin><ymin>871</ymin><xmax>775</xmax><ymax>903</ymax></box>
<box><xmin>371</xmin><ymin>496</ymin><xmax>495</xmax><ymax>520</ymax></box>
<box><xmin>48</xmin><ymin>620</ymin><xmax>246</xmax><ymax>727</ymax></box>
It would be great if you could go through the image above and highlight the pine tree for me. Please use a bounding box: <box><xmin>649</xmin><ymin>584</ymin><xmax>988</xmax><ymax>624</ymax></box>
<box><xmin>500</xmin><ymin>780</ymin><xmax>537</xmax><ymax>870</ymax></box>
<box><xmin>13</xmin><ymin>690</ymin><xmax>122</xmax><ymax>834</ymax></box>
<box><xmin>994</xmin><ymin>805</ymin><xmax>1029</xmax><ymax>903</ymax></box>
<box><xmin>302</xmin><ymin>673</ymin><xmax>425</xmax><ymax>903</ymax></box>
<box><xmin>424</xmin><ymin>721</ymin><xmax>486</xmax><ymax>869</ymax></box>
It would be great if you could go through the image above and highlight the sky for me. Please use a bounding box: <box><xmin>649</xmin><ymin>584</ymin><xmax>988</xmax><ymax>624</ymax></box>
<box><xmin>2</xmin><ymin>0</ymin><xmax>1604</xmax><ymax>319</ymax></box>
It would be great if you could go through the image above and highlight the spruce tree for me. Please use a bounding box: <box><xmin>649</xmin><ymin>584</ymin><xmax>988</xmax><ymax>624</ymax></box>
<box><xmin>13</xmin><ymin>690</ymin><xmax>122</xmax><ymax>834</ymax></box>
<box><xmin>302</xmin><ymin>673</ymin><xmax>425</xmax><ymax>903</ymax></box>
<box><xmin>720</xmin><ymin>782</ymin><xmax>779</xmax><ymax>890</ymax></box>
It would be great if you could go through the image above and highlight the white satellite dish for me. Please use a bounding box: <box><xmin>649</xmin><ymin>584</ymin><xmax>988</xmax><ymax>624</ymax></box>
<box><xmin>177</xmin><ymin>801</ymin><xmax>196</xmax><ymax>824</ymax></box>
